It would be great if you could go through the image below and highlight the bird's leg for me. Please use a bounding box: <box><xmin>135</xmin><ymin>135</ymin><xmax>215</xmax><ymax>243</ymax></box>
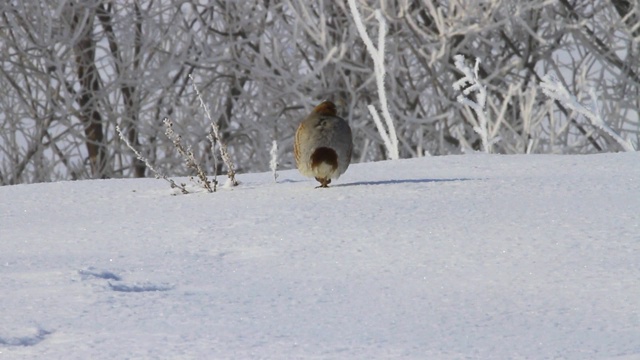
<box><xmin>315</xmin><ymin>177</ymin><xmax>331</xmax><ymax>188</ymax></box>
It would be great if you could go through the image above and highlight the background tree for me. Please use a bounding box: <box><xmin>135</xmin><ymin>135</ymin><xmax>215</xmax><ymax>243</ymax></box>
<box><xmin>1</xmin><ymin>0</ymin><xmax>637</xmax><ymax>185</ymax></box>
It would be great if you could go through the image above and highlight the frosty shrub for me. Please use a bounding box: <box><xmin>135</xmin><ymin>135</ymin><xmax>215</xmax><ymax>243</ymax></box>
<box><xmin>1</xmin><ymin>0</ymin><xmax>638</xmax><ymax>184</ymax></box>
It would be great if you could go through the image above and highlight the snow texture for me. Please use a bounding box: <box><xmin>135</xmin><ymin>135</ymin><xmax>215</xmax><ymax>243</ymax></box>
<box><xmin>1</xmin><ymin>154</ymin><xmax>639</xmax><ymax>359</ymax></box>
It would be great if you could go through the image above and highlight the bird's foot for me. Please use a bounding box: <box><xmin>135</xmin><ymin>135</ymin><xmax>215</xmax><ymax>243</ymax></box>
<box><xmin>315</xmin><ymin>177</ymin><xmax>331</xmax><ymax>188</ymax></box>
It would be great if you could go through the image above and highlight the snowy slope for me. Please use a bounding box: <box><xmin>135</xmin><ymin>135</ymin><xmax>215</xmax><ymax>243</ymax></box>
<box><xmin>1</xmin><ymin>153</ymin><xmax>639</xmax><ymax>359</ymax></box>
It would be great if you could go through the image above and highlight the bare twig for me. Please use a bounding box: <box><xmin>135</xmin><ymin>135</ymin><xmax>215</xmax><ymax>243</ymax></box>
<box><xmin>163</xmin><ymin>118</ymin><xmax>215</xmax><ymax>192</ymax></box>
<box><xmin>453</xmin><ymin>55</ymin><xmax>493</xmax><ymax>153</ymax></box>
<box><xmin>189</xmin><ymin>74</ymin><xmax>239</xmax><ymax>187</ymax></box>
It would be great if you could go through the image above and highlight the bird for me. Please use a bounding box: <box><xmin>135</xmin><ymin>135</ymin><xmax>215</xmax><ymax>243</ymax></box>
<box><xmin>294</xmin><ymin>100</ymin><xmax>353</xmax><ymax>188</ymax></box>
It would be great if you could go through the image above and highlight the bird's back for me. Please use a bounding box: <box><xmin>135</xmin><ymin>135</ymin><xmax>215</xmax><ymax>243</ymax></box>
<box><xmin>294</xmin><ymin>101</ymin><xmax>353</xmax><ymax>183</ymax></box>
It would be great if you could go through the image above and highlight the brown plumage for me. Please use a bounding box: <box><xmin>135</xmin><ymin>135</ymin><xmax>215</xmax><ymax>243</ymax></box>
<box><xmin>294</xmin><ymin>101</ymin><xmax>353</xmax><ymax>188</ymax></box>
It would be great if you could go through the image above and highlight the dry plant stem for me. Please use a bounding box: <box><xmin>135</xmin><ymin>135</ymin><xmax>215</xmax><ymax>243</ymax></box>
<box><xmin>453</xmin><ymin>55</ymin><xmax>491</xmax><ymax>153</ymax></box>
<box><xmin>206</xmin><ymin>131</ymin><xmax>218</xmax><ymax>192</ymax></box>
<box><xmin>163</xmin><ymin>118</ymin><xmax>214</xmax><ymax>192</ymax></box>
<box><xmin>189</xmin><ymin>74</ymin><xmax>238</xmax><ymax>186</ymax></box>
<box><xmin>115</xmin><ymin>125</ymin><xmax>189</xmax><ymax>194</ymax></box>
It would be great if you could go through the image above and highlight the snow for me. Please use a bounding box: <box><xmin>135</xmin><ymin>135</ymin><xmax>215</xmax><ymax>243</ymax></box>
<box><xmin>1</xmin><ymin>153</ymin><xmax>639</xmax><ymax>359</ymax></box>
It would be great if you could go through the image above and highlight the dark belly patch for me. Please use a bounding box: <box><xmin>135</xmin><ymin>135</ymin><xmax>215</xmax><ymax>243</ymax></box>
<box><xmin>311</xmin><ymin>147</ymin><xmax>338</xmax><ymax>171</ymax></box>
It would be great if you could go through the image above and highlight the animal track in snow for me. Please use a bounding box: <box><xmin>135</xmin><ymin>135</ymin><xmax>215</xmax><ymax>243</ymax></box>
<box><xmin>78</xmin><ymin>267</ymin><xmax>122</xmax><ymax>281</ymax></box>
<box><xmin>108</xmin><ymin>282</ymin><xmax>174</xmax><ymax>293</ymax></box>
<box><xmin>0</xmin><ymin>328</ymin><xmax>52</xmax><ymax>347</ymax></box>
<box><xmin>79</xmin><ymin>267</ymin><xmax>173</xmax><ymax>293</ymax></box>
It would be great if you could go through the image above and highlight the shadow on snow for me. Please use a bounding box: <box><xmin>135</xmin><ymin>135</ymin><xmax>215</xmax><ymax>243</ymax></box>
<box><xmin>335</xmin><ymin>177</ymin><xmax>475</xmax><ymax>187</ymax></box>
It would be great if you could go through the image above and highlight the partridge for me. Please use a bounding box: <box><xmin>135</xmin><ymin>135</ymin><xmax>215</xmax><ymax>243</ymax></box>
<box><xmin>294</xmin><ymin>100</ymin><xmax>353</xmax><ymax>188</ymax></box>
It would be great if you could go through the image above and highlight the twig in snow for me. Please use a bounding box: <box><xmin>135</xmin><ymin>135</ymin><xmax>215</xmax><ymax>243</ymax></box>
<box><xmin>163</xmin><ymin>118</ymin><xmax>215</xmax><ymax>192</ymax></box>
<box><xmin>189</xmin><ymin>74</ymin><xmax>239</xmax><ymax>186</ymax></box>
<box><xmin>116</xmin><ymin>125</ymin><xmax>189</xmax><ymax>194</ymax></box>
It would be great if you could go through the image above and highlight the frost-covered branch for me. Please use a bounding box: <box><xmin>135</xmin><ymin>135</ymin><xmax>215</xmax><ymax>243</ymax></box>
<box><xmin>189</xmin><ymin>74</ymin><xmax>239</xmax><ymax>186</ymax></box>
<box><xmin>453</xmin><ymin>55</ymin><xmax>492</xmax><ymax>153</ymax></box>
<box><xmin>116</xmin><ymin>125</ymin><xmax>189</xmax><ymax>195</ymax></box>
<box><xmin>541</xmin><ymin>74</ymin><xmax>635</xmax><ymax>152</ymax></box>
<box><xmin>348</xmin><ymin>0</ymin><xmax>399</xmax><ymax>160</ymax></box>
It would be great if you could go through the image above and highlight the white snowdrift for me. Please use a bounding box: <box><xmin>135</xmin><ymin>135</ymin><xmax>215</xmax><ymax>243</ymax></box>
<box><xmin>1</xmin><ymin>153</ymin><xmax>639</xmax><ymax>359</ymax></box>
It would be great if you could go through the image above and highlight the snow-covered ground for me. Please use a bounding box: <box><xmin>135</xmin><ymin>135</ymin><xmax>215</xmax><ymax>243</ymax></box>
<box><xmin>1</xmin><ymin>153</ymin><xmax>639</xmax><ymax>359</ymax></box>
